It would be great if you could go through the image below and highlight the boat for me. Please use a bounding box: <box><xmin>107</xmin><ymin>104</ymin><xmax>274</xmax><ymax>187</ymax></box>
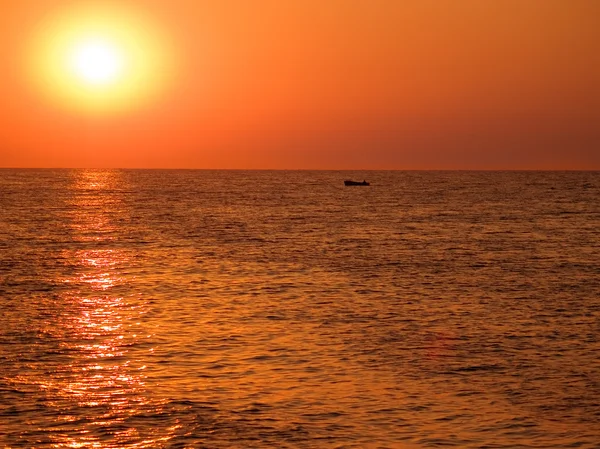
<box><xmin>344</xmin><ymin>180</ymin><xmax>370</xmax><ymax>186</ymax></box>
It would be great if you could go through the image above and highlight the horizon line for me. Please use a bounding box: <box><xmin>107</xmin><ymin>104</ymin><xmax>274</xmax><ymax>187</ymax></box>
<box><xmin>1</xmin><ymin>167</ymin><xmax>599</xmax><ymax>172</ymax></box>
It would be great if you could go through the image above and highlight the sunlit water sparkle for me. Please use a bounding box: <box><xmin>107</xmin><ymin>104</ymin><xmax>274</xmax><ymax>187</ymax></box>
<box><xmin>1</xmin><ymin>169</ymin><xmax>599</xmax><ymax>448</ymax></box>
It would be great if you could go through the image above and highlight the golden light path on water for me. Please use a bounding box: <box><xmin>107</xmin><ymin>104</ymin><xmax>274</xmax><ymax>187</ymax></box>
<box><xmin>38</xmin><ymin>171</ymin><xmax>172</xmax><ymax>448</ymax></box>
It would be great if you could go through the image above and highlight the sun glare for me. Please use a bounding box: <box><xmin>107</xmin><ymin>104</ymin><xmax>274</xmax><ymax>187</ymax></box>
<box><xmin>26</xmin><ymin>4</ymin><xmax>177</xmax><ymax>115</ymax></box>
<box><xmin>70</xmin><ymin>39</ymin><xmax>124</xmax><ymax>86</ymax></box>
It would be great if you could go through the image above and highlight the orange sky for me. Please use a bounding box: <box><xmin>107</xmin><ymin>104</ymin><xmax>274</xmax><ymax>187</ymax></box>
<box><xmin>1</xmin><ymin>0</ymin><xmax>599</xmax><ymax>169</ymax></box>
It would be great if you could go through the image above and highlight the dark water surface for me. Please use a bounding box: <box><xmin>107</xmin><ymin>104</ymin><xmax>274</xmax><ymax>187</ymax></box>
<box><xmin>1</xmin><ymin>170</ymin><xmax>599</xmax><ymax>448</ymax></box>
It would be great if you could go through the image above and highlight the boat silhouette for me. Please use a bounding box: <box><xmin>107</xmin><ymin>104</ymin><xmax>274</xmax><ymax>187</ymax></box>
<box><xmin>344</xmin><ymin>180</ymin><xmax>370</xmax><ymax>186</ymax></box>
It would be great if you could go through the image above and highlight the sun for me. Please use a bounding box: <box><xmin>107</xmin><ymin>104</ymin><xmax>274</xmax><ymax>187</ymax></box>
<box><xmin>69</xmin><ymin>39</ymin><xmax>125</xmax><ymax>86</ymax></box>
<box><xmin>25</xmin><ymin>3</ymin><xmax>177</xmax><ymax>115</ymax></box>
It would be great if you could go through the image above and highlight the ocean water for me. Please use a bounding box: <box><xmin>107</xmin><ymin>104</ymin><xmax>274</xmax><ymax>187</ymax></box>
<box><xmin>0</xmin><ymin>169</ymin><xmax>599</xmax><ymax>448</ymax></box>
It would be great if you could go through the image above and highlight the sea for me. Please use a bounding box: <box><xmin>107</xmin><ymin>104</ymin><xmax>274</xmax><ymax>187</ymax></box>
<box><xmin>0</xmin><ymin>169</ymin><xmax>599</xmax><ymax>448</ymax></box>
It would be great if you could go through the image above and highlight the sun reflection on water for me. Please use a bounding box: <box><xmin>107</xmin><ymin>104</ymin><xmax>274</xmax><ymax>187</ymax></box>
<box><xmin>37</xmin><ymin>170</ymin><xmax>165</xmax><ymax>448</ymax></box>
